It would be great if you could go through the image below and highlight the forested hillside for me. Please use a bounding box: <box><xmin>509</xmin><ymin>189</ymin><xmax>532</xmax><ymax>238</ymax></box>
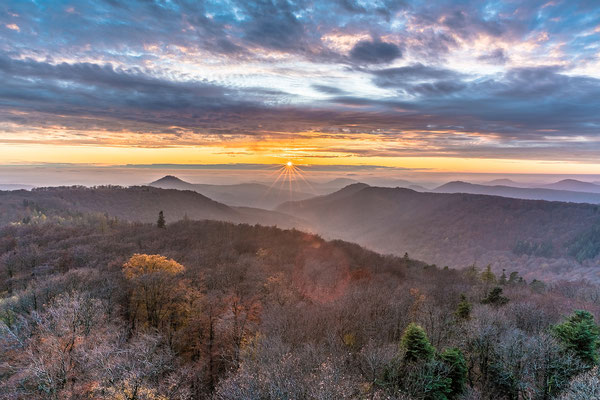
<box><xmin>2</xmin><ymin>217</ymin><xmax>600</xmax><ymax>399</ymax></box>
<box><xmin>278</xmin><ymin>184</ymin><xmax>600</xmax><ymax>281</ymax></box>
<box><xmin>4</xmin><ymin>184</ymin><xmax>600</xmax><ymax>282</ymax></box>
<box><xmin>0</xmin><ymin>186</ymin><xmax>305</xmax><ymax>229</ymax></box>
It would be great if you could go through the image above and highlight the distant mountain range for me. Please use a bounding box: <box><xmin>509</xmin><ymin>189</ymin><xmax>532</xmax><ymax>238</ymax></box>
<box><xmin>539</xmin><ymin>179</ymin><xmax>600</xmax><ymax>193</ymax></box>
<box><xmin>432</xmin><ymin>181</ymin><xmax>600</xmax><ymax>204</ymax></box>
<box><xmin>148</xmin><ymin>175</ymin><xmax>427</xmax><ymax>208</ymax></box>
<box><xmin>278</xmin><ymin>183</ymin><xmax>600</xmax><ymax>281</ymax></box>
<box><xmin>367</xmin><ymin>178</ymin><xmax>430</xmax><ymax>192</ymax></box>
<box><xmin>481</xmin><ymin>179</ymin><xmax>531</xmax><ymax>188</ymax></box>
<box><xmin>4</xmin><ymin>177</ymin><xmax>600</xmax><ymax>281</ymax></box>
<box><xmin>149</xmin><ymin>175</ymin><xmax>315</xmax><ymax>209</ymax></box>
<box><xmin>477</xmin><ymin>178</ymin><xmax>600</xmax><ymax>193</ymax></box>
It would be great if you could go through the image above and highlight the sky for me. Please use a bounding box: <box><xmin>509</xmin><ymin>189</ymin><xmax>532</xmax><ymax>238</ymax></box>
<box><xmin>1</xmin><ymin>0</ymin><xmax>600</xmax><ymax>182</ymax></box>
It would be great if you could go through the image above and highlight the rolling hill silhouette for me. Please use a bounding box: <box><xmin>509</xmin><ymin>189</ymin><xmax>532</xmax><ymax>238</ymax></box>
<box><xmin>278</xmin><ymin>184</ymin><xmax>600</xmax><ymax>280</ymax></box>
<box><xmin>433</xmin><ymin>181</ymin><xmax>600</xmax><ymax>204</ymax></box>
<box><xmin>149</xmin><ymin>175</ymin><xmax>314</xmax><ymax>209</ymax></box>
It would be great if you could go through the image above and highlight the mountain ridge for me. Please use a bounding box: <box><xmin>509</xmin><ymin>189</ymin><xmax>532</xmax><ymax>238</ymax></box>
<box><xmin>0</xmin><ymin>185</ymin><xmax>307</xmax><ymax>229</ymax></box>
<box><xmin>433</xmin><ymin>180</ymin><xmax>600</xmax><ymax>204</ymax></box>
<box><xmin>149</xmin><ymin>175</ymin><xmax>314</xmax><ymax>209</ymax></box>
<box><xmin>277</xmin><ymin>184</ymin><xmax>600</xmax><ymax>281</ymax></box>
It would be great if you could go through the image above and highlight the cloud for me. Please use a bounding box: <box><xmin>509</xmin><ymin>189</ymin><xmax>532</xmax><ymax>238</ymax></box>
<box><xmin>349</xmin><ymin>40</ymin><xmax>401</xmax><ymax>64</ymax></box>
<box><xmin>369</xmin><ymin>63</ymin><xmax>468</xmax><ymax>96</ymax></box>
<box><xmin>241</xmin><ymin>1</ymin><xmax>307</xmax><ymax>51</ymax></box>
<box><xmin>371</xmin><ymin>63</ymin><xmax>465</xmax><ymax>87</ymax></box>
<box><xmin>0</xmin><ymin>0</ymin><xmax>600</xmax><ymax>164</ymax></box>
<box><xmin>123</xmin><ymin>163</ymin><xmax>416</xmax><ymax>171</ymax></box>
<box><xmin>477</xmin><ymin>48</ymin><xmax>509</xmax><ymax>64</ymax></box>
<box><xmin>311</xmin><ymin>84</ymin><xmax>348</xmax><ymax>95</ymax></box>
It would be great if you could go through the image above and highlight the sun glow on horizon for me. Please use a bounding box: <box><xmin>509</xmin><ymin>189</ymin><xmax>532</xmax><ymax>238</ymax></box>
<box><xmin>262</xmin><ymin>159</ymin><xmax>319</xmax><ymax>202</ymax></box>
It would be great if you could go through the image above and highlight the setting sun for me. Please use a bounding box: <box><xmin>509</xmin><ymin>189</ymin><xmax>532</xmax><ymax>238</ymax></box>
<box><xmin>286</xmin><ymin>161</ymin><xmax>293</xmax><ymax>167</ymax></box>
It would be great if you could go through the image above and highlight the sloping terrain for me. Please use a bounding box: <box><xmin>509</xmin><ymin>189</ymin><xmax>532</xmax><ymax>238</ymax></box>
<box><xmin>1</xmin><ymin>218</ymin><xmax>599</xmax><ymax>399</ymax></box>
<box><xmin>278</xmin><ymin>184</ymin><xmax>600</xmax><ymax>280</ymax></box>
<box><xmin>0</xmin><ymin>186</ymin><xmax>305</xmax><ymax>229</ymax></box>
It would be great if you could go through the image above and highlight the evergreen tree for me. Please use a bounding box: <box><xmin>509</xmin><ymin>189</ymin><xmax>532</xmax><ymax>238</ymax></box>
<box><xmin>499</xmin><ymin>269</ymin><xmax>507</xmax><ymax>285</ymax></box>
<box><xmin>440</xmin><ymin>348</ymin><xmax>467</xmax><ymax>398</ymax></box>
<box><xmin>455</xmin><ymin>294</ymin><xmax>472</xmax><ymax>321</ymax></box>
<box><xmin>464</xmin><ymin>264</ymin><xmax>479</xmax><ymax>281</ymax></box>
<box><xmin>157</xmin><ymin>210</ymin><xmax>166</xmax><ymax>229</ymax></box>
<box><xmin>530</xmin><ymin>279</ymin><xmax>546</xmax><ymax>293</ymax></box>
<box><xmin>401</xmin><ymin>323</ymin><xmax>435</xmax><ymax>362</ymax></box>
<box><xmin>419</xmin><ymin>361</ymin><xmax>452</xmax><ymax>400</ymax></box>
<box><xmin>481</xmin><ymin>287</ymin><xmax>509</xmax><ymax>307</ymax></box>
<box><xmin>553</xmin><ymin>310</ymin><xmax>600</xmax><ymax>366</ymax></box>
<box><xmin>480</xmin><ymin>264</ymin><xmax>497</xmax><ymax>285</ymax></box>
<box><xmin>508</xmin><ymin>271</ymin><xmax>526</xmax><ymax>286</ymax></box>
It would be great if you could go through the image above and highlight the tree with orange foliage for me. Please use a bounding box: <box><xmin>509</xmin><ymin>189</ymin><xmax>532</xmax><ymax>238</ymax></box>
<box><xmin>122</xmin><ymin>254</ymin><xmax>186</xmax><ymax>332</ymax></box>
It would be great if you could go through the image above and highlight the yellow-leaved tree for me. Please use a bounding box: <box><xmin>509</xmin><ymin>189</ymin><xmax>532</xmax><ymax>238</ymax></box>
<box><xmin>123</xmin><ymin>254</ymin><xmax>187</xmax><ymax>331</ymax></box>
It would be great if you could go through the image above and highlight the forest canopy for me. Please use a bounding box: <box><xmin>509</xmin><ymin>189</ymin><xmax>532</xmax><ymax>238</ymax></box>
<box><xmin>2</xmin><ymin>216</ymin><xmax>600</xmax><ymax>399</ymax></box>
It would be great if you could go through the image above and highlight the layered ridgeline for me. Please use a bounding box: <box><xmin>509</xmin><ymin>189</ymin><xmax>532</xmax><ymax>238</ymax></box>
<box><xmin>278</xmin><ymin>184</ymin><xmax>600</xmax><ymax>281</ymax></box>
<box><xmin>433</xmin><ymin>181</ymin><xmax>600</xmax><ymax>204</ymax></box>
<box><xmin>0</xmin><ymin>185</ymin><xmax>306</xmax><ymax>229</ymax></box>
<box><xmin>149</xmin><ymin>175</ymin><xmax>357</xmax><ymax>209</ymax></box>
<box><xmin>2</xmin><ymin>218</ymin><xmax>600</xmax><ymax>399</ymax></box>
<box><xmin>149</xmin><ymin>175</ymin><xmax>315</xmax><ymax>209</ymax></box>
<box><xmin>540</xmin><ymin>179</ymin><xmax>600</xmax><ymax>194</ymax></box>
<box><xmin>149</xmin><ymin>175</ymin><xmax>432</xmax><ymax>208</ymax></box>
<box><xmin>3</xmin><ymin>182</ymin><xmax>600</xmax><ymax>281</ymax></box>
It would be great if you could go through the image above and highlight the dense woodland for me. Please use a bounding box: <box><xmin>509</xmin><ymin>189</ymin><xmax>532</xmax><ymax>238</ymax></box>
<box><xmin>2</xmin><ymin>211</ymin><xmax>600</xmax><ymax>399</ymax></box>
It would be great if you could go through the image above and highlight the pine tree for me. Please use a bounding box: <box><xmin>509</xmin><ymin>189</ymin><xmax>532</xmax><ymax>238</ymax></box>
<box><xmin>481</xmin><ymin>287</ymin><xmax>509</xmax><ymax>307</ymax></box>
<box><xmin>157</xmin><ymin>210</ymin><xmax>166</xmax><ymax>229</ymax></box>
<box><xmin>480</xmin><ymin>264</ymin><xmax>497</xmax><ymax>285</ymax></box>
<box><xmin>464</xmin><ymin>264</ymin><xmax>479</xmax><ymax>281</ymax></box>
<box><xmin>508</xmin><ymin>271</ymin><xmax>520</xmax><ymax>285</ymax></box>
<box><xmin>401</xmin><ymin>323</ymin><xmax>435</xmax><ymax>362</ymax></box>
<box><xmin>553</xmin><ymin>310</ymin><xmax>600</xmax><ymax>366</ymax></box>
<box><xmin>440</xmin><ymin>348</ymin><xmax>467</xmax><ymax>398</ymax></box>
<box><xmin>455</xmin><ymin>294</ymin><xmax>472</xmax><ymax>320</ymax></box>
<box><xmin>499</xmin><ymin>269</ymin><xmax>507</xmax><ymax>285</ymax></box>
